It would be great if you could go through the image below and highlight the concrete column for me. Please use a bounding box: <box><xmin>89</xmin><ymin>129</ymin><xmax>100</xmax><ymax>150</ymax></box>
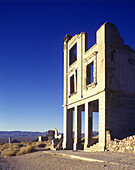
<box><xmin>9</xmin><ymin>137</ymin><xmax>12</xmax><ymax>144</ymax></box>
<box><xmin>74</xmin><ymin>70</ymin><xmax>77</xmax><ymax>93</ymax></box>
<box><xmin>73</xmin><ymin>106</ymin><xmax>82</xmax><ymax>150</ymax></box>
<box><xmin>98</xmin><ymin>96</ymin><xmax>105</xmax><ymax>151</ymax></box>
<box><xmin>84</xmin><ymin>102</ymin><xmax>89</xmax><ymax>149</ymax></box>
<box><xmin>84</xmin><ymin>102</ymin><xmax>93</xmax><ymax>149</ymax></box>
<box><xmin>38</xmin><ymin>136</ymin><xmax>42</xmax><ymax>142</ymax></box>
<box><xmin>63</xmin><ymin>106</ymin><xmax>67</xmax><ymax>149</ymax></box>
<box><xmin>74</xmin><ymin>106</ymin><xmax>78</xmax><ymax>150</ymax></box>
<box><xmin>63</xmin><ymin>107</ymin><xmax>73</xmax><ymax>149</ymax></box>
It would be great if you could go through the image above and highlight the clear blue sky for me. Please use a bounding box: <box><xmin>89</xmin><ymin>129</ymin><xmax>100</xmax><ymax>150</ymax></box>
<box><xmin>0</xmin><ymin>0</ymin><xmax>135</xmax><ymax>132</ymax></box>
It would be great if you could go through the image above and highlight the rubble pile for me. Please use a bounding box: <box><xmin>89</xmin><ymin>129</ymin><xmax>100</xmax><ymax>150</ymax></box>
<box><xmin>106</xmin><ymin>130</ymin><xmax>135</xmax><ymax>153</ymax></box>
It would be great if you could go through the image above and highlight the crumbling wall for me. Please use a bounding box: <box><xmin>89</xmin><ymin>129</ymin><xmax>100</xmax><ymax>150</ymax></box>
<box><xmin>106</xmin><ymin>130</ymin><xmax>135</xmax><ymax>153</ymax></box>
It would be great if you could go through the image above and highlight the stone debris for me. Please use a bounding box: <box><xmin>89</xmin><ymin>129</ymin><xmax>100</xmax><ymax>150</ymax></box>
<box><xmin>106</xmin><ymin>130</ymin><xmax>135</xmax><ymax>153</ymax></box>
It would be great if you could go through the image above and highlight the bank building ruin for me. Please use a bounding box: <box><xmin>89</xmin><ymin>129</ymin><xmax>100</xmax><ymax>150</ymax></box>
<box><xmin>62</xmin><ymin>22</ymin><xmax>135</xmax><ymax>152</ymax></box>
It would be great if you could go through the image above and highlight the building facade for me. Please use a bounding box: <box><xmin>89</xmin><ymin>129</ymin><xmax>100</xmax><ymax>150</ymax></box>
<box><xmin>63</xmin><ymin>22</ymin><xmax>135</xmax><ymax>151</ymax></box>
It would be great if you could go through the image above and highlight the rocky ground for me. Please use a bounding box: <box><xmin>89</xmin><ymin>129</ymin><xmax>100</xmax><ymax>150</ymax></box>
<box><xmin>0</xmin><ymin>150</ymin><xmax>135</xmax><ymax>170</ymax></box>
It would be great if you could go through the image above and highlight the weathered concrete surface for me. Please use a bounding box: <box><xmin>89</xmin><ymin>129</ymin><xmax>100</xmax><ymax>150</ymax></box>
<box><xmin>105</xmin><ymin>23</ymin><xmax>135</xmax><ymax>139</ymax></box>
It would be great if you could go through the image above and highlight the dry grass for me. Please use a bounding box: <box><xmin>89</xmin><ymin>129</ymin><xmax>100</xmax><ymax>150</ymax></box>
<box><xmin>1</xmin><ymin>143</ymin><xmax>21</xmax><ymax>157</ymax></box>
<box><xmin>17</xmin><ymin>145</ymin><xmax>35</xmax><ymax>156</ymax></box>
<box><xmin>30</xmin><ymin>140</ymin><xmax>52</xmax><ymax>149</ymax></box>
<box><xmin>0</xmin><ymin>140</ymin><xmax>53</xmax><ymax>157</ymax></box>
<box><xmin>0</xmin><ymin>143</ymin><xmax>9</xmax><ymax>152</ymax></box>
<box><xmin>1</xmin><ymin>143</ymin><xmax>36</xmax><ymax>157</ymax></box>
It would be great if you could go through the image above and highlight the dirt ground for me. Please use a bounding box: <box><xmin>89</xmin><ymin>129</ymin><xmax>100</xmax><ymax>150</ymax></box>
<box><xmin>0</xmin><ymin>150</ymin><xmax>135</xmax><ymax>170</ymax></box>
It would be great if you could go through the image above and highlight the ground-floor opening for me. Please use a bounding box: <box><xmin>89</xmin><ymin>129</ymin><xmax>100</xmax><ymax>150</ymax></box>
<box><xmin>64</xmin><ymin>99</ymin><xmax>99</xmax><ymax>150</ymax></box>
<box><xmin>88</xmin><ymin>100</ymin><xmax>99</xmax><ymax>147</ymax></box>
<box><xmin>74</xmin><ymin>104</ymin><xmax>85</xmax><ymax>150</ymax></box>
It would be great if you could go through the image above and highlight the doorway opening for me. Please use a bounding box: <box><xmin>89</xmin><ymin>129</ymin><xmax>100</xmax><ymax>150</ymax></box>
<box><xmin>88</xmin><ymin>100</ymin><xmax>99</xmax><ymax>146</ymax></box>
<box><xmin>74</xmin><ymin>104</ymin><xmax>85</xmax><ymax>150</ymax></box>
<box><xmin>67</xmin><ymin>108</ymin><xmax>74</xmax><ymax>149</ymax></box>
<box><xmin>79</xmin><ymin>104</ymin><xmax>85</xmax><ymax>150</ymax></box>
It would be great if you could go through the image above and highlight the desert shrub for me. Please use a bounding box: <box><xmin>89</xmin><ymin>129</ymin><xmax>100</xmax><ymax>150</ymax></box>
<box><xmin>20</xmin><ymin>141</ymin><xmax>26</xmax><ymax>145</ymax></box>
<box><xmin>1</xmin><ymin>144</ymin><xmax>20</xmax><ymax>157</ymax></box>
<box><xmin>20</xmin><ymin>141</ymin><xmax>30</xmax><ymax>145</ymax></box>
<box><xmin>18</xmin><ymin>144</ymin><xmax>24</xmax><ymax>147</ymax></box>
<box><xmin>0</xmin><ymin>143</ymin><xmax>9</xmax><ymax>152</ymax></box>
<box><xmin>38</xmin><ymin>143</ymin><xmax>46</xmax><ymax>148</ymax></box>
<box><xmin>17</xmin><ymin>145</ymin><xmax>35</xmax><ymax>155</ymax></box>
<box><xmin>1</xmin><ymin>148</ymin><xmax>17</xmax><ymax>157</ymax></box>
<box><xmin>31</xmin><ymin>142</ymin><xmax>38</xmax><ymax>147</ymax></box>
<box><xmin>29</xmin><ymin>141</ymin><xmax>45</xmax><ymax>149</ymax></box>
<box><xmin>32</xmin><ymin>142</ymin><xmax>37</xmax><ymax>147</ymax></box>
<box><xmin>17</xmin><ymin>147</ymin><xmax>27</xmax><ymax>155</ymax></box>
<box><xmin>30</xmin><ymin>141</ymin><xmax>45</xmax><ymax>148</ymax></box>
<box><xmin>25</xmin><ymin>145</ymin><xmax>35</xmax><ymax>153</ymax></box>
<box><xmin>10</xmin><ymin>143</ymin><xmax>20</xmax><ymax>148</ymax></box>
<box><xmin>1</xmin><ymin>143</ymin><xmax>36</xmax><ymax>157</ymax></box>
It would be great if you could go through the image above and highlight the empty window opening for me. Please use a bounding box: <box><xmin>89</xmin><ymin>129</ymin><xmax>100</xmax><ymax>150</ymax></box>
<box><xmin>70</xmin><ymin>75</ymin><xmax>74</xmax><ymax>94</ymax></box>
<box><xmin>86</xmin><ymin>62</ymin><xmax>94</xmax><ymax>85</ymax></box>
<box><xmin>69</xmin><ymin>44</ymin><xmax>77</xmax><ymax>66</ymax></box>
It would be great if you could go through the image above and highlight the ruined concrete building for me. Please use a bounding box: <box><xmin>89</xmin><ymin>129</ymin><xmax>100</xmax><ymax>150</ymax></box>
<box><xmin>62</xmin><ymin>22</ymin><xmax>135</xmax><ymax>152</ymax></box>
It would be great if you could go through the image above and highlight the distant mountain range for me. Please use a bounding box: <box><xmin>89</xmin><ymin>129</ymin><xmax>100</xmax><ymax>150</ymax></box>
<box><xmin>0</xmin><ymin>131</ymin><xmax>98</xmax><ymax>143</ymax></box>
<box><xmin>0</xmin><ymin>131</ymin><xmax>47</xmax><ymax>137</ymax></box>
<box><xmin>0</xmin><ymin>131</ymin><xmax>48</xmax><ymax>143</ymax></box>
<box><xmin>81</xmin><ymin>131</ymin><xmax>99</xmax><ymax>138</ymax></box>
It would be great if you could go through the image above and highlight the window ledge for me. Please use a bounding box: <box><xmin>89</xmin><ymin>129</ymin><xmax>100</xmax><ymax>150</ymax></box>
<box><xmin>84</xmin><ymin>82</ymin><xmax>97</xmax><ymax>90</ymax></box>
<box><xmin>69</xmin><ymin>60</ymin><xmax>77</xmax><ymax>70</ymax></box>
<box><xmin>69</xmin><ymin>92</ymin><xmax>77</xmax><ymax>98</ymax></box>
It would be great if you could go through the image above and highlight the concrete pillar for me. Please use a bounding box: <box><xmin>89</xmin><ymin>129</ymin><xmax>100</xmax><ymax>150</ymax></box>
<box><xmin>98</xmin><ymin>97</ymin><xmax>105</xmax><ymax>151</ymax></box>
<box><xmin>73</xmin><ymin>106</ymin><xmax>82</xmax><ymax>150</ymax></box>
<box><xmin>84</xmin><ymin>102</ymin><xmax>93</xmax><ymax>149</ymax></box>
<box><xmin>84</xmin><ymin>102</ymin><xmax>89</xmax><ymax>149</ymax></box>
<box><xmin>74</xmin><ymin>106</ymin><xmax>78</xmax><ymax>150</ymax></box>
<box><xmin>63</xmin><ymin>106</ymin><xmax>67</xmax><ymax>149</ymax></box>
<box><xmin>63</xmin><ymin>107</ymin><xmax>73</xmax><ymax>149</ymax></box>
<box><xmin>38</xmin><ymin>136</ymin><xmax>42</xmax><ymax>142</ymax></box>
<box><xmin>9</xmin><ymin>137</ymin><xmax>12</xmax><ymax>144</ymax></box>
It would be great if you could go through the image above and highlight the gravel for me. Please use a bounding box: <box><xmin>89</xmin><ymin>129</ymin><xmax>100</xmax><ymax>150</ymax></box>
<box><xmin>0</xmin><ymin>151</ymin><xmax>135</xmax><ymax>170</ymax></box>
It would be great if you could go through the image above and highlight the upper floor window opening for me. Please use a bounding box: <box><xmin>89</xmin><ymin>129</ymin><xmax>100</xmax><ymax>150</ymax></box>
<box><xmin>69</xmin><ymin>43</ymin><xmax>77</xmax><ymax>66</ymax></box>
<box><xmin>70</xmin><ymin>74</ymin><xmax>75</xmax><ymax>94</ymax></box>
<box><xmin>86</xmin><ymin>62</ymin><xmax>94</xmax><ymax>85</ymax></box>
